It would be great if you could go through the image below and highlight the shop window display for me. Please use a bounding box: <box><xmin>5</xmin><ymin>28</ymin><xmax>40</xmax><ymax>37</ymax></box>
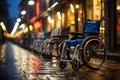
<box><xmin>67</xmin><ymin>3</ymin><xmax>83</xmax><ymax>33</ymax></box>
<box><xmin>117</xmin><ymin>0</ymin><xmax>120</xmax><ymax>45</ymax></box>
<box><xmin>86</xmin><ymin>0</ymin><xmax>105</xmax><ymax>42</ymax></box>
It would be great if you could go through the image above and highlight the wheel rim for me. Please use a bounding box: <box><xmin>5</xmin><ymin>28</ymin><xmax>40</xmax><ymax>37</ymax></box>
<box><xmin>83</xmin><ymin>39</ymin><xmax>107</xmax><ymax>69</ymax></box>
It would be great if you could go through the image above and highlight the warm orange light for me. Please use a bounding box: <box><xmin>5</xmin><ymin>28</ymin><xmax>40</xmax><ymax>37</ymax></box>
<box><xmin>23</xmin><ymin>27</ymin><xmax>28</xmax><ymax>33</ymax></box>
<box><xmin>36</xmin><ymin>0</ymin><xmax>40</xmax><ymax>16</ymax></box>
<box><xmin>34</xmin><ymin>21</ymin><xmax>42</xmax><ymax>33</ymax></box>
<box><xmin>14</xmin><ymin>30</ymin><xmax>23</xmax><ymax>38</ymax></box>
<box><xmin>117</xmin><ymin>6</ymin><xmax>120</xmax><ymax>10</ymax></box>
<box><xmin>29</xmin><ymin>25</ymin><xmax>33</xmax><ymax>31</ymax></box>
<box><xmin>76</xmin><ymin>4</ymin><xmax>79</xmax><ymax>9</ymax></box>
<box><xmin>48</xmin><ymin>16</ymin><xmax>52</xmax><ymax>23</ymax></box>
<box><xmin>57</xmin><ymin>12</ymin><xmax>61</xmax><ymax>20</ymax></box>
<box><xmin>117</xmin><ymin>24</ymin><xmax>120</xmax><ymax>30</ymax></box>
<box><xmin>70</xmin><ymin>4</ymin><xmax>74</xmax><ymax>13</ymax></box>
<box><xmin>4</xmin><ymin>32</ymin><xmax>12</xmax><ymax>38</ymax></box>
<box><xmin>0</xmin><ymin>22</ymin><xmax>6</xmax><ymax>31</ymax></box>
<box><xmin>29</xmin><ymin>17</ymin><xmax>37</xmax><ymax>24</ymax></box>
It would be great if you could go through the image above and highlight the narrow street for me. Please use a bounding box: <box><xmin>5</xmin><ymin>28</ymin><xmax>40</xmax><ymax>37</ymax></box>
<box><xmin>0</xmin><ymin>42</ymin><xmax>120</xmax><ymax>80</ymax></box>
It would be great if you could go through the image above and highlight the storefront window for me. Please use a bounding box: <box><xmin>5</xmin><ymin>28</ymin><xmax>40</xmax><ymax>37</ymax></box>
<box><xmin>55</xmin><ymin>11</ymin><xmax>62</xmax><ymax>28</ymax></box>
<box><xmin>86</xmin><ymin>0</ymin><xmax>101</xmax><ymax>20</ymax></box>
<box><xmin>77</xmin><ymin>3</ymin><xmax>83</xmax><ymax>32</ymax></box>
<box><xmin>67</xmin><ymin>7</ymin><xmax>75</xmax><ymax>32</ymax></box>
<box><xmin>86</xmin><ymin>0</ymin><xmax>105</xmax><ymax>42</ymax></box>
<box><xmin>66</xmin><ymin>3</ymin><xmax>83</xmax><ymax>32</ymax></box>
<box><xmin>47</xmin><ymin>16</ymin><xmax>52</xmax><ymax>30</ymax></box>
<box><xmin>117</xmin><ymin>0</ymin><xmax>120</xmax><ymax>45</ymax></box>
<box><xmin>61</xmin><ymin>13</ymin><xmax>65</xmax><ymax>26</ymax></box>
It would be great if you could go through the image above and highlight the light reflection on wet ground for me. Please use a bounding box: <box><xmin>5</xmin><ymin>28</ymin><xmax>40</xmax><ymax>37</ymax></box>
<box><xmin>0</xmin><ymin>42</ymin><xmax>120</xmax><ymax>80</ymax></box>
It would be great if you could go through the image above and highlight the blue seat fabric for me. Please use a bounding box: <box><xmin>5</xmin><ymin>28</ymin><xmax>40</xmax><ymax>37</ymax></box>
<box><xmin>66</xmin><ymin>39</ymin><xmax>83</xmax><ymax>46</ymax></box>
<box><xmin>44</xmin><ymin>31</ymin><xmax>51</xmax><ymax>38</ymax></box>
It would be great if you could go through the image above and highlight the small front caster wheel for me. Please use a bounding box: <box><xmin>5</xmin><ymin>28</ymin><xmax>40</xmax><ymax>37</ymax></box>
<box><xmin>72</xmin><ymin>59</ymin><xmax>80</xmax><ymax>71</ymax></box>
<box><xmin>59</xmin><ymin>61</ymin><xmax>67</xmax><ymax>69</ymax></box>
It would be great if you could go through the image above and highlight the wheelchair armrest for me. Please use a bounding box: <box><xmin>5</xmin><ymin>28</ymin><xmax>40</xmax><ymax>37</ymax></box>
<box><xmin>84</xmin><ymin>32</ymin><xmax>99</xmax><ymax>36</ymax></box>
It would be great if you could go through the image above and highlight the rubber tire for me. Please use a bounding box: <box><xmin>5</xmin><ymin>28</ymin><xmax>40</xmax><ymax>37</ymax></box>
<box><xmin>81</xmin><ymin>36</ymin><xmax>107</xmax><ymax>70</ymax></box>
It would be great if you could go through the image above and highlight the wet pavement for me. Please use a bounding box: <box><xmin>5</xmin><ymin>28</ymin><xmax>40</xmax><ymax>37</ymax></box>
<box><xmin>0</xmin><ymin>42</ymin><xmax>120</xmax><ymax>80</ymax></box>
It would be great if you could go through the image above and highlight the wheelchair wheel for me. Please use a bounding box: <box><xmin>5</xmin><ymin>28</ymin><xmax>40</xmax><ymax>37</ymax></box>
<box><xmin>53</xmin><ymin>43</ymin><xmax>60</xmax><ymax>58</ymax></box>
<box><xmin>39</xmin><ymin>42</ymin><xmax>44</xmax><ymax>53</ymax></box>
<box><xmin>72</xmin><ymin>59</ymin><xmax>80</xmax><ymax>71</ymax></box>
<box><xmin>42</xmin><ymin>52</ymin><xmax>47</xmax><ymax>59</ymax></box>
<box><xmin>82</xmin><ymin>37</ymin><xmax>107</xmax><ymax>70</ymax></box>
<box><xmin>59</xmin><ymin>61</ymin><xmax>67</xmax><ymax>69</ymax></box>
<box><xmin>41</xmin><ymin>42</ymin><xmax>48</xmax><ymax>59</ymax></box>
<box><xmin>46</xmin><ymin>43</ymin><xmax>53</xmax><ymax>60</ymax></box>
<box><xmin>59</xmin><ymin>43</ymin><xmax>71</xmax><ymax>70</ymax></box>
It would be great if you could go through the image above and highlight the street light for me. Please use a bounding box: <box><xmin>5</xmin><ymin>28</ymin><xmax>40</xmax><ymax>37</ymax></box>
<box><xmin>76</xmin><ymin>4</ymin><xmax>79</xmax><ymax>9</ymax></box>
<box><xmin>57</xmin><ymin>12</ymin><xmax>61</xmax><ymax>20</ymax></box>
<box><xmin>117</xmin><ymin>6</ymin><xmax>120</xmax><ymax>10</ymax></box>
<box><xmin>28</xmin><ymin>0</ymin><xmax>35</xmax><ymax>5</ymax></box>
<box><xmin>47</xmin><ymin>2</ymin><xmax>58</xmax><ymax>11</ymax></box>
<box><xmin>48</xmin><ymin>16</ymin><xmax>52</xmax><ymax>24</ymax></box>
<box><xmin>70</xmin><ymin>4</ymin><xmax>74</xmax><ymax>13</ymax></box>
<box><xmin>21</xmin><ymin>10</ymin><xmax>26</xmax><ymax>15</ymax></box>
<box><xmin>17</xmin><ymin>18</ymin><xmax>21</xmax><ymax>23</ymax></box>
<box><xmin>0</xmin><ymin>22</ymin><xmax>6</xmax><ymax>32</ymax></box>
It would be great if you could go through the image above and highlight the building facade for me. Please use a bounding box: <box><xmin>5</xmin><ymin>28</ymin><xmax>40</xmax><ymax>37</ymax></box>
<box><xmin>39</xmin><ymin>0</ymin><xmax>120</xmax><ymax>53</ymax></box>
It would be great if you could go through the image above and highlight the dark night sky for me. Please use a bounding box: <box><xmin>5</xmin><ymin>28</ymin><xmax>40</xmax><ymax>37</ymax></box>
<box><xmin>7</xmin><ymin>0</ymin><xmax>21</xmax><ymax>19</ymax></box>
<box><xmin>6</xmin><ymin>0</ymin><xmax>21</xmax><ymax>32</ymax></box>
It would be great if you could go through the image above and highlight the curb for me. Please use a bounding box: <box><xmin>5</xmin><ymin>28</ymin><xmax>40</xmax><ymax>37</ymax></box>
<box><xmin>107</xmin><ymin>53</ymin><xmax>120</xmax><ymax>62</ymax></box>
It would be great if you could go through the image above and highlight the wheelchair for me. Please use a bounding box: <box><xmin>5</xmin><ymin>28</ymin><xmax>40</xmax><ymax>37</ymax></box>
<box><xmin>42</xmin><ymin>26</ymin><xmax>70</xmax><ymax>60</ymax></box>
<box><xmin>31</xmin><ymin>31</ymin><xmax>44</xmax><ymax>53</ymax></box>
<box><xmin>59</xmin><ymin>19</ymin><xmax>107</xmax><ymax>71</ymax></box>
<box><xmin>38</xmin><ymin>31</ymin><xmax>51</xmax><ymax>53</ymax></box>
<box><xmin>41</xmin><ymin>28</ymin><xmax>60</xmax><ymax>59</ymax></box>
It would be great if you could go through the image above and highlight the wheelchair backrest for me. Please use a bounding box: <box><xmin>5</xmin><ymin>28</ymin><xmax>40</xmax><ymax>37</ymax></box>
<box><xmin>37</xmin><ymin>31</ymin><xmax>44</xmax><ymax>38</ymax></box>
<box><xmin>44</xmin><ymin>31</ymin><xmax>51</xmax><ymax>38</ymax></box>
<box><xmin>52</xmin><ymin>28</ymin><xmax>60</xmax><ymax>36</ymax></box>
<box><xmin>83</xmin><ymin>20</ymin><xmax>100</xmax><ymax>38</ymax></box>
<box><xmin>60</xmin><ymin>26</ymin><xmax>70</xmax><ymax>36</ymax></box>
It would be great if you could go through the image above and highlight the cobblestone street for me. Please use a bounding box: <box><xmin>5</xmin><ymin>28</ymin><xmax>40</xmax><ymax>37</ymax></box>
<box><xmin>0</xmin><ymin>42</ymin><xmax>120</xmax><ymax>80</ymax></box>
